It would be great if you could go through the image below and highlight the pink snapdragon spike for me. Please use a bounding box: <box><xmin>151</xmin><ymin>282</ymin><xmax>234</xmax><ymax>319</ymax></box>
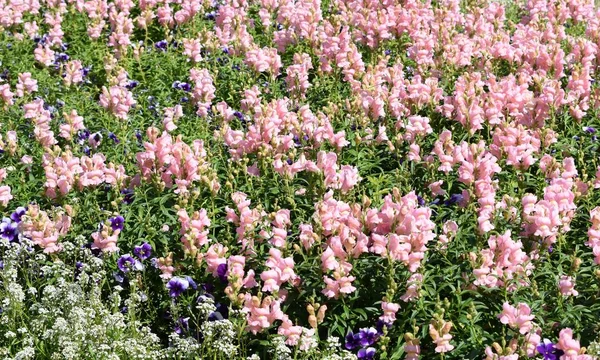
<box><xmin>190</xmin><ymin>68</ymin><xmax>216</xmax><ymax>117</ymax></box>
<box><xmin>0</xmin><ymin>185</ymin><xmax>12</xmax><ymax>207</ymax></box>
<box><xmin>470</xmin><ymin>230</ymin><xmax>533</xmax><ymax>291</ymax></box>
<box><xmin>379</xmin><ymin>302</ymin><xmax>400</xmax><ymax>324</ymax></box>
<box><xmin>429</xmin><ymin>318</ymin><xmax>454</xmax><ymax>353</ymax></box>
<box><xmin>99</xmin><ymin>85</ymin><xmax>136</xmax><ymax>120</ymax></box>
<box><xmin>16</xmin><ymin>72</ymin><xmax>38</xmax><ymax>97</ymax></box>
<box><xmin>59</xmin><ymin>110</ymin><xmax>85</xmax><ymax>140</ymax></box>
<box><xmin>243</xmin><ymin>294</ymin><xmax>284</xmax><ymax>334</ymax></box>
<box><xmin>559</xmin><ymin>276</ymin><xmax>578</xmax><ymax>297</ymax></box>
<box><xmin>178</xmin><ymin>208</ymin><xmax>211</xmax><ymax>255</ymax></box>
<box><xmin>556</xmin><ymin>328</ymin><xmax>585</xmax><ymax>360</ymax></box>
<box><xmin>498</xmin><ymin>302</ymin><xmax>535</xmax><ymax>335</ymax></box>
<box><xmin>21</xmin><ymin>204</ymin><xmax>72</xmax><ymax>253</ymax></box>
<box><xmin>586</xmin><ymin>207</ymin><xmax>600</xmax><ymax>264</ymax></box>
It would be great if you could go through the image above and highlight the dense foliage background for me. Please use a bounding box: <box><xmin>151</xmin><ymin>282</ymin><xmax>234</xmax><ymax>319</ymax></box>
<box><xmin>1</xmin><ymin>0</ymin><xmax>600</xmax><ymax>358</ymax></box>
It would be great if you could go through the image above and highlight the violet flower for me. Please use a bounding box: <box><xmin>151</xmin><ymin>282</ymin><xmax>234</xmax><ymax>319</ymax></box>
<box><xmin>345</xmin><ymin>331</ymin><xmax>361</xmax><ymax>350</ymax></box>
<box><xmin>216</xmin><ymin>263</ymin><xmax>228</xmax><ymax>283</ymax></box>
<box><xmin>358</xmin><ymin>347</ymin><xmax>376</xmax><ymax>360</ymax></box>
<box><xmin>167</xmin><ymin>277</ymin><xmax>189</xmax><ymax>297</ymax></box>
<box><xmin>537</xmin><ymin>339</ymin><xmax>564</xmax><ymax>360</ymax></box>
<box><xmin>10</xmin><ymin>207</ymin><xmax>26</xmax><ymax>223</ymax></box>
<box><xmin>133</xmin><ymin>242</ymin><xmax>152</xmax><ymax>260</ymax></box>
<box><xmin>358</xmin><ymin>327</ymin><xmax>379</xmax><ymax>347</ymax></box>
<box><xmin>155</xmin><ymin>40</ymin><xmax>168</xmax><ymax>51</ymax></box>
<box><xmin>110</xmin><ymin>216</ymin><xmax>125</xmax><ymax>231</ymax></box>
<box><xmin>117</xmin><ymin>254</ymin><xmax>142</xmax><ymax>272</ymax></box>
<box><xmin>0</xmin><ymin>218</ymin><xmax>18</xmax><ymax>242</ymax></box>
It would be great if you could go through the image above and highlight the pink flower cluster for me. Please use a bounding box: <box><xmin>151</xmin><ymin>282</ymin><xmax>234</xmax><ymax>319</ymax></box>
<box><xmin>99</xmin><ymin>85</ymin><xmax>136</xmax><ymax>120</ymax></box>
<box><xmin>43</xmin><ymin>150</ymin><xmax>127</xmax><ymax>198</ymax></box>
<box><xmin>135</xmin><ymin>127</ymin><xmax>220</xmax><ymax>195</ymax></box>
<box><xmin>20</xmin><ymin>204</ymin><xmax>72</xmax><ymax>253</ymax></box>
<box><xmin>177</xmin><ymin>208</ymin><xmax>211</xmax><ymax>256</ymax></box>
<box><xmin>469</xmin><ymin>230</ymin><xmax>533</xmax><ymax>290</ymax></box>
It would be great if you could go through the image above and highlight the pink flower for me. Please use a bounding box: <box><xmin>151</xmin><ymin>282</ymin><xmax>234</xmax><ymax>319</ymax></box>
<box><xmin>0</xmin><ymin>185</ymin><xmax>12</xmax><ymax>207</ymax></box>
<box><xmin>16</xmin><ymin>72</ymin><xmax>38</xmax><ymax>97</ymax></box>
<box><xmin>380</xmin><ymin>302</ymin><xmax>400</xmax><ymax>324</ymax></box>
<box><xmin>429</xmin><ymin>319</ymin><xmax>454</xmax><ymax>353</ymax></box>
<box><xmin>498</xmin><ymin>302</ymin><xmax>535</xmax><ymax>335</ymax></box>
<box><xmin>556</xmin><ymin>328</ymin><xmax>581</xmax><ymax>360</ymax></box>
<box><xmin>559</xmin><ymin>276</ymin><xmax>578</xmax><ymax>297</ymax></box>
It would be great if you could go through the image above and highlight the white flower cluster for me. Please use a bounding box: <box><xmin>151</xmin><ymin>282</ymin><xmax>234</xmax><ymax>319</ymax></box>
<box><xmin>0</xmin><ymin>240</ymin><xmax>162</xmax><ymax>359</ymax></box>
<box><xmin>200</xmin><ymin>319</ymin><xmax>239</xmax><ymax>358</ymax></box>
<box><xmin>269</xmin><ymin>336</ymin><xmax>293</xmax><ymax>360</ymax></box>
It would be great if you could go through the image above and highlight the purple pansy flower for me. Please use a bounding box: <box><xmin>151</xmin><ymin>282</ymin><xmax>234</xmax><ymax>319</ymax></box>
<box><xmin>117</xmin><ymin>254</ymin><xmax>142</xmax><ymax>273</ymax></box>
<box><xmin>110</xmin><ymin>216</ymin><xmax>125</xmax><ymax>231</ymax></box>
<box><xmin>358</xmin><ymin>327</ymin><xmax>379</xmax><ymax>347</ymax></box>
<box><xmin>155</xmin><ymin>40</ymin><xmax>168</xmax><ymax>51</ymax></box>
<box><xmin>216</xmin><ymin>263</ymin><xmax>228</xmax><ymax>283</ymax></box>
<box><xmin>134</xmin><ymin>242</ymin><xmax>152</xmax><ymax>260</ymax></box>
<box><xmin>185</xmin><ymin>276</ymin><xmax>198</xmax><ymax>290</ymax></box>
<box><xmin>10</xmin><ymin>207</ymin><xmax>26</xmax><ymax>223</ymax></box>
<box><xmin>0</xmin><ymin>218</ymin><xmax>18</xmax><ymax>242</ymax></box>
<box><xmin>345</xmin><ymin>331</ymin><xmax>361</xmax><ymax>350</ymax></box>
<box><xmin>175</xmin><ymin>317</ymin><xmax>190</xmax><ymax>334</ymax></box>
<box><xmin>537</xmin><ymin>339</ymin><xmax>564</xmax><ymax>360</ymax></box>
<box><xmin>167</xmin><ymin>277</ymin><xmax>189</xmax><ymax>297</ymax></box>
<box><xmin>357</xmin><ymin>347</ymin><xmax>376</xmax><ymax>360</ymax></box>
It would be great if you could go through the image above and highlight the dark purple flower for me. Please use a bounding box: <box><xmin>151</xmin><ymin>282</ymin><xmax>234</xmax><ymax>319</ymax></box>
<box><xmin>0</xmin><ymin>261</ymin><xmax>3</xmax><ymax>269</ymax></box>
<box><xmin>175</xmin><ymin>317</ymin><xmax>190</xmax><ymax>334</ymax></box>
<box><xmin>155</xmin><ymin>40</ymin><xmax>168</xmax><ymax>51</ymax></box>
<box><xmin>417</xmin><ymin>195</ymin><xmax>425</xmax><ymax>206</ymax></box>
<box><xmin>178</xmin><ymin>82</ymin><xmax>191</xmax><ymax>92</ymax></box>
<box><xmin>222</xmin><ymin>47</ymin><xmax>230</xmax><ymax>55</ymax></box>
<box><xmin>197</xmin><ymin>293</ymin><xmax>215</xmax><ymax>303</ymax></box>
<box><xmin>110</xmin><ymin>216</ymin><xmax>125</xmax><ymax>231</ymax></box>
<box><xmin>113</xmin><ymin>271</ymin><xmax>124</xmax><ymax>283</ymax></box>
<box><xmin>133</xmin><ymin>242</ymin><xmax>152</xmax><ymax>260</ymax></box>
<box><xmin>202</xmin><ymin>283</ymin><xmax>215</xmax><ymax>293</ymax></box>
<box><xmin>345</xmin><ymin>331</ymin><xmax>361</xmax><ymax>350</ymax></box>
<box><xmin>167</xmin><ymin>277</ymin><xmax>190</xmax><ymax>297</ymax></box>
<box><xmin>375</xmin><ymin>320</ymin><xmax>392</xmax><ymax>335</ymax></box>
<box><xmin>0</xmin><ymin>218</ymin><xmax>18</xmax><ymax>242</ymax></box>
<box><xmin>384</xmin><ymin>49</ymin><xmax>391</xmax><ymax>56</ymax></box>
<box><xmin>56</xmin><ymin>99</ymin><xmax>65</xmax><ymax>108</ymax></box>
<box><xmin>10</xmin><ymin>207</ymin><xmax>26</xmax><ymax>223</ymax></box>
<box><xmin>77</xmin><ymin>129</ymin><xmax>90</xmax><ymax>142</ymax></box>
<box><xmin>445</xmin><ymin>193</ymin><xmax>464</xmax><ymax>206</ymax></box>
<box><xmin>357</xmin><ymin>347</ymin><xmax>376</xmax><ymax>360</ymax></box>
<box><xmin>216</xmin><ymin>302</ymin><xmax>229</xmax><ymax>319</ymax></box>
<box><xmin>125</xmin><ymin>80</ymin><xmax>139</xmax><ymax>90</ymax></box>
<box><xmin>537</xmin><ymin>339</ymin><xmax>564</xmax><ymax>360</ymax></box>
<box><xmin>121</xmin><ymin>188</ymin><xmax>134</xmax><ymax>204</ymax></box>
<box><xmin>206</xmin><ymin>11</ymin><xmax>216</xmax><ymax>20</ymax></box>
<box><xmin>217</xmin><ymin>263</ymin><xmax>228</xmax><ymax>283</ymax></box>
<box><xmin>180</xmin><ymin>96</ymin><xmax>189</xmax><ymax>103</ymax></box>
<box><xmin>185</xmin><ymin>276</ymin><xmax>198</xmax><ymax>290</ymax></box>
<box><xmin>358</xmin><ymin>327</ymin><xmax>379</xmax><ymax>347</ymax></box>
<box><xmin>117</xmin><ymin>254</ymin><xmax>142</xmax><ymax>272</ymax></box>
<box><xmin>56</xmin><ymin>53</ymin><xmax>69</xmax><ymax>62</ymax></box>
<box><xmin>82</xmin><ymin>146</ymin><xmax>91</xmax><ymax>155</ymax></box>
<box><xmin>108</xmin><ymin>132</ymin><xmax>120</xmax><ymax>144</ymax></box>
<box><xmin>208</xmin><ymin>310</ymin><xmax>224</xmax><ymax>321</ymax></box>
<box><xmin>82</xmin><ymin>66</ymin><xmax>91</xmax><ymax>77</ymax></box>
<box><xmin>583</xmin><ymin>126</ymin><xmax>596</xmax><ymax>134</ymax></box>
<box><xmin>135</xmin><ymin>129</ymin><xmax>143</xmax><ymax>141</ymax></box>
